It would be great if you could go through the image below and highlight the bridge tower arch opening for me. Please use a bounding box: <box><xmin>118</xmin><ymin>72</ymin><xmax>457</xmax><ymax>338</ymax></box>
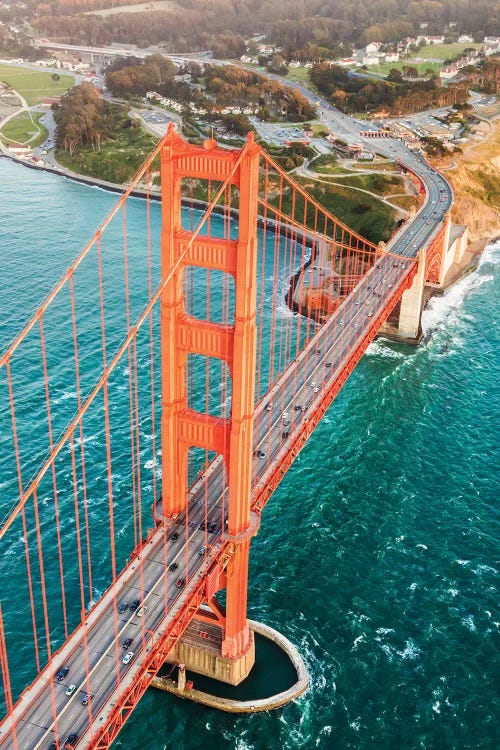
<box><xmin>160</xmin><ymin>126</ymin><xmax>260</xmax><ymax>669</ymax></box>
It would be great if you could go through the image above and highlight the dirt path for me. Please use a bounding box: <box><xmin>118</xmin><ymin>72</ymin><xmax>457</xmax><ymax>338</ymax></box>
<box><xmin>0</xmin><ymin>89</ymin><xmax>42</xmax><ymax>148</ymax></box>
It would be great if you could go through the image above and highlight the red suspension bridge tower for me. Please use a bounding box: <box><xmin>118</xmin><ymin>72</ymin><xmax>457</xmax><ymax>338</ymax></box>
<box><xmin>158</xmin><ymin>128</ymin><xmax>261</xmax><ymax>677</ymax></box>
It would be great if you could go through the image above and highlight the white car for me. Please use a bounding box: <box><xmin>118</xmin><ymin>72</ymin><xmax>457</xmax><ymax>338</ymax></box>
<box><xmin>65</xmin><ymin>684</ymin><xmax>76</xmax><ymax>697</ymax></box>
<box><xmin>122</xmin><ymin>651</ymin><xmax>134</xmax><ymax>665</ymax></box>
<box><xmin>136</xmin><ymin>606</ymin><xmax>148</xmax><ymax>617</ymax></box>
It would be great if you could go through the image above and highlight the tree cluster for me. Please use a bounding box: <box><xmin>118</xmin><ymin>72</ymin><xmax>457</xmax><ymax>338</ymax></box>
<box><xmin>310</xmin><ymin>63</ymin><xmax>469</xmax><ymax>115</ymax></box>
<box><xmin>54</xmin><ymin>82</ymin><xmax>108</xmax><ymax>154</ymax></box>
<box><xmin>105</xmin><ymin>54</ymin><xmax>176</xmax><ymax>97</ymax></box>
<box><xmin>203</xmin><ymin>64</ymin><xmax>316</xmax><ymax>120</ymax></box>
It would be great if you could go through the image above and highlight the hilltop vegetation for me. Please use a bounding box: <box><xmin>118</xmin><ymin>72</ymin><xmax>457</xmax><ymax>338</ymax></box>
<box><xmin>54</xmin><ymin>82</ymin><xmax>156</xmax><ymax>181</ymax></box>
<box><xmin>24</xmin><ymin>0</ymin><xmax>500</xmax><ymax>55</ymax></box>
<box><xmin>105</xmin><ymin>57</ymin><xmax>316</xmax><ymax>121</ymax></box>
<box><xmin>310</xmin><ymin>63</ymin><xmax>469</xmax><ymax>115</ymax></box>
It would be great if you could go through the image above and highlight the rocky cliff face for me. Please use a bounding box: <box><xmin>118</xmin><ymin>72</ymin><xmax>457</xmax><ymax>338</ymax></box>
<box><xmin>443</xmin><ymin>120</ymin><xmax>500</xmax><ymax>243</ymax></box>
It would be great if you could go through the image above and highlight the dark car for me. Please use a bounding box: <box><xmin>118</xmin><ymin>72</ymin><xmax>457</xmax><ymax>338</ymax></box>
<box><xmin>282</xmin><ymin>431</ymin><xmax>290</xmax><ymax>439</ymax></box>
<box><xmin>81</xmin><ymin>693</ymin><xmax>93</xmax><ymax>706</ymax></box>
<box><xmin>176</xmin><ymin>578</ymin><xmax>186</xmax><ymax>588</ymax></box>
<box><xmin>56</xmin><ymin>666</ymin><xmax>69</xmax><ymax>682</ymax></box>
<box><xmin>325</xmin><ymin>362</ymin><xmax>332</xmax><ymax>368</ymax></box>
<box><xmin>253</xmin><ymin>450</ymin><xmax>266</xmax><ymax>459</ymax></box>
<box><xmin>129</xmin><ymin>599</ymin><xmax>140</xmax><ymax>611</ymax></box>
<box><xmin>207</xmin><ymin>522</ymin><xmax>217</xmax><ymax>534</ymax></box>
<box><xmin>265</xmin><ymin>402</ymin><xmax>272</xmax><ymax>411</ymax></box>
<box><xmin>122</xmin><ymin>637</ymin><xmax>133</xmax><ymax>650</ymax></box>
<box><xmin>118</xmin><ymin>602</ymin><xmax>128</xmax><ymax>614</ymax></box>
<box><xmin>169</xmin><ymin>532</ymin><xmax>179</xmax><ymax>542</ymax></box>
<box><xmin>169</xmin><ymin>562</ymin><xmax>178</xmax><ymax>572</ymax></box>
<box><xmin>64</xmin><ymin>733</ymin><xmax>78</xmax><ymax>749</ymax></box>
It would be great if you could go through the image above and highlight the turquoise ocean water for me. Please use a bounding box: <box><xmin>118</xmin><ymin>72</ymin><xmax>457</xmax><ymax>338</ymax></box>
<box><xmin>0</xmin><ymin>159</ymin><xmax>498</xmax><ymax>749</ymax></box>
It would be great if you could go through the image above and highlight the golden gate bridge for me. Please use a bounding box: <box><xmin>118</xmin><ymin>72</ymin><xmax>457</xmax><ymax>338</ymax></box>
<box><xmin>0</xmin><ymin>125</ymin><xmax>452</xmax><ymax>749</ymax></box>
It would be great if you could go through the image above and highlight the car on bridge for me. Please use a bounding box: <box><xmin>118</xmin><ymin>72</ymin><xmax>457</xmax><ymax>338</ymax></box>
<box><xmin>122</xmin><ymin>637</ymin><xmax>133</xmax><ymax>650</ymax></box>
<box><xmin>56</xmin><ymin>666</ymin><xmax>69</xmax><ymax>682</ymax></box>
<box><xmin>65</xmin><ymin>684</ymin><xmax>76</xmax><ymax>697</ymax></box>
<box><xmin>122</xmin><ymin>650</ymin><xmax>134</xmax><ymax>665</ymax></box>
<box><xmin>81</xmin><ymin>693</ymin><xmax>93</xmax><ymax>706</ymax></box>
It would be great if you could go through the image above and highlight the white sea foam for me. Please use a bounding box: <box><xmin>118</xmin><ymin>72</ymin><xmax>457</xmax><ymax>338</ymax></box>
<box><xmin>397</xmin><ymin>639</ymin><xmax>420</xmax><ymax>660</ymax></box>
<box><xmin>421</xmin><ymin>241</ymin><xmax>499</xmax><ymax>337</ymax></box>
<box><xmin>375</xmin><ymin>627</ymin><xmax>395</xmax><ymax>636</ymax></box>
<box><xmin>352</xmin><ymin>634</ymin><xmax>366</xmax><ymax>650</ymax></box>
<box><xmin>473</xmin><ymin>564</ymin><xmax>498</xmax><ymax>576</ymax></box>
<box><xmin>366</xmin><ymin>341</ymin><xmax>404</xmax><ymax>359</ymax></box>
<box><xmin>53</xmin><ymin>390</ymin><xmax>78</xmax><ymax>404</ymax></box>
<box><xmin>416</xmin><ymin>543</ymin><xmax>428</xmax><ymax>550</ymax></box>
<box><xmin>462</xmin><ymin>614</ymin><xmax>476</xmax><ymax>632</ymax></box>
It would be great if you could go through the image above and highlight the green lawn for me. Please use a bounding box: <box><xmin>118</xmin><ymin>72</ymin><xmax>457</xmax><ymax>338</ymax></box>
<box><xmin>388</xmin><ymin>195</ymin><xmax>421</xmax><ymax>211</ymax></box>
<box><xmin>0</xmin><ymin>112</ymin><xmax>48</xmax><ymax>146</ymax></box>
<box><xmin>0</xmin><ymin>64</ymin><xmax>74</xmax><ymax>105</ymax></box>
<box><xmin>414</xmin><ymin>43</ymin><xmax>482</xmax><ymax>60</ymax></box>
<box><xmin>367</xmin><ymin>60</ymin><xmax>442</xmax><ymax>77</ymax></box>
<box><xmin>286</xmin><ymin>66</ymin><xmax>312</xmax><ymax>85</ymax></box>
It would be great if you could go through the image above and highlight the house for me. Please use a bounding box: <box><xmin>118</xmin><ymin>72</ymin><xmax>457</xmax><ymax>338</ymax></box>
<box><xmin>337</xmin><ymin>57</ymin><xmax>357</xmax><ymax>67</ymax></box>
<box><xmin>398</xmin><ymin>37</ymin><xmax>416</xmax><ymax>51</ymax></box>
<box><xmin>483</xmin><ymin>36</ymin><xmax>500</xmax><ymax>45</ymax></box>
<box><xmin>440</xmin><ymin>64</ymin><xmax>459</xmax><ymax>79</ymax></box>
<box><xmin>485</xmin><ymin>43</ymin><xmax>500</xmax><ymax>56</ymax></box>
<box><xmin>365</xmin><ymin>42</ymin><xmax>382</xmax><ymax>55</ymax></box>
<box><xmin>458</xmin><ymin>34</ymin><xmax>474</xmax><ymax>44</ymax></box>
<box><xmin>8</xmin><ymin>145</ymin><xmax>30</xmax><ymax>155</ymax></box>
<box><xmin>385</xmin><ymin>52</ymin><xmax>399</xmax><ymax>63</ymax></box>
<box><xmin>362</xmin><ymin>56</ymin><xmax>380</xmax><ymax>66</ymax></box>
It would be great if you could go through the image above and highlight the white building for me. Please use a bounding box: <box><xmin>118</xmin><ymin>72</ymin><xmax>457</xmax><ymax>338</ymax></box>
<box><xmin>458</xmin><ymin>34</ymin><xmax>474</xmax><ymax>44</ymax></box>
<box><xmin>365</xmin><ymin>42</ymin><xmax>382</xmax><ymax>55</ymax></box>
<box><xmin>416</xmin><ymin>35</ymin><xmax>445</xmax><ymax>45</ymax></box>
<box><xmin>485</xmin><ymin>43</ymin><xmax>500</xmax><ymax>56</ymax></box>
<box><xmin>483</xmin><ymin>36</ymin><xmax>500</xmax><ymax>45</ymax></box>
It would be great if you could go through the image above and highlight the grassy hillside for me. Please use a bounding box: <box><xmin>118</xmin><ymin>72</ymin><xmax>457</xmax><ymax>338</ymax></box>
<box><xmin>0</xmin><ymin>64</ymin><xmax>74</xmax><ymax>105</ymax></box>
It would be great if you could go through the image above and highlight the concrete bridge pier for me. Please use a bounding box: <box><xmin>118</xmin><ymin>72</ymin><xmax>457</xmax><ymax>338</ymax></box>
<box><xmin>164</xmin><ymin>600</ymin><xmax>256</xmax><ymax>686</ymax></box>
